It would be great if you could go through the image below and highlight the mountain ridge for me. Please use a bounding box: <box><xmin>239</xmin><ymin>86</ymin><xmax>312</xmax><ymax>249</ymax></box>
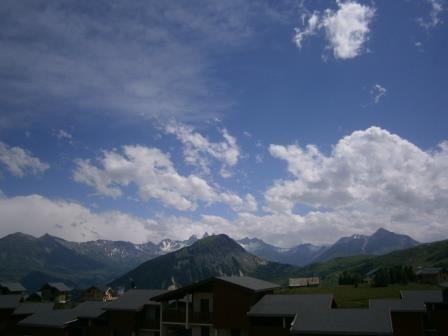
<box><xmin>0</xmin><ymin>228</ymin><xmax>421</xmax><ymax>289</ymax></box>
<box><xmin>110</xmin><ymin>234</ymin><xmax>300</xmax><ymax>289</ymax></box>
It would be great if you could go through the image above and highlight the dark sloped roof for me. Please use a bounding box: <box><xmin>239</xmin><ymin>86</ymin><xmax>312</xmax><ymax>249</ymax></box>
<box><xmin>217</xmin><ymin>276</ymin><xmax>279</xmax><ymax>292</ymax></box>
<box><xmin>248</xmin><ymin>294</ymin><xmax>334</xmax><ymax>317</ymax></box>
<box><xmin>104</xmin><ymin>289</ymin><xmax>167</xmax><ymax>311</ymax></box>
<box><xmin>369</xmin><ymin>298</ymin><xmax>424</xmax><ymax>312</ymax></box>
<box><xmin>292</xmin><ymin>308</ymin><xmax>393</xmax><ymax>335</ymax></box>
<box><xmin>0</xmin><ymin>281</ymin><xmax>26</xmax><ymax>292</ymax></box>
<box><xmin>18</xmin><ymin>301</ymin><xmax>109</xmax><ymax>328</ymax></box>
<box><xmin>45</xmin><ymin>282</ymin><xmax>71</xmax><ymax>292</ymax></box>
<box><xmin>19</xmin><ymin>309</ymin><xmax>78</xmax><ymax>328</ymax></box>
<box><xmin>153</xmin><ymin>276</ymin><xmax>278</xmax><ymax>301</ymax></box>
<box><xmin>0</xmin><ymin>295</ymin><xmax>22</xmax><ymax>309</ymax></box>
<box><xmin>13</xmin><ymin>303</ymin><xmax>54</xmax><ymax>316</ymax></box>
<box><xmin>73</xmin><ymin>301</ymin><xmax>108</xmax><ymax>319</ymax></box>
<box><xmin>400</xmin><ymin>290</ymin><xmax>443</xmax><ymax>305</ymax></box>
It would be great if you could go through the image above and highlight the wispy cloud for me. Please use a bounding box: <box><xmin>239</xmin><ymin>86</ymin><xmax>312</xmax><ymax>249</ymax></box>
<box><xmin>164</xmin><ymin>121</ymin><xmax>240</xmax><ymax>178</ymax></box>
<box><xmin>0</xmin><ymin>1</ymin><xmax>295</xmax><ymax>128</ymax></box>
<box><xmin>0</xmin><ymin>142</ymin><xmax>49</xmax><ymax>177</ymax></box>
<box><xmin>418</xmin><ymin>0</ymin><xmax>444</xmax><ymax>29</ymax></box>
<box><xmin>370</xmin><ymin>84</ymin><xmax>387</xmax><ymax>104</ymax></box>
<box><xmin>294</xmin><ymin>0</ymin><xmax>375</xmax><ymax>60</ymax></box>
<box><xmin>73</xmin><ymin>144</ymin><xmax>252</xmax><ymax>212</ymax></box>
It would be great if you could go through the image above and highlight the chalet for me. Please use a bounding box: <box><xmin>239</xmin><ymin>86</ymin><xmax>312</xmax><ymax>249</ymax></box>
<box><xmin>292</xmin><ymin>307</ymin><xmax>395</xmax><ymax>336</ymax></box>
<box><xmin>73</xmin><ymin>301</ymin><xmax>110</xmax><ymax>336</ymax></box>
<box><xmin>369</xmin><ymin>298</ymin><xmax>427</xmax><ymax>336</ymax></box>
<box><xmin>104</xmin><ymin>288</ymin><xmax>167</xmax><ymax>336</ymax></box>
<box><xmin>247</xmin><ymin>294</ymin><xmax>335</xmax><ymax>336</ymax></box>
<box><xmin>0</xmin><ymin>282</ymin><xmax>26</xmax><ymax>295</ymax></box>
<box><xmin>416</xmin><ymin>267</ymin><xmax>445</xmax><ymax>284</ymax></box>
<box><xmin>0</xmin><ymin>295</ymin><xmax>21</xmax><ymax>335</ymax></box>
<box><xmin>80</xmin><ymin>285</ymin><xmax>115</xmax><ymax>302</ymax></box>
<box><xmin>288</xmin><ymin>277</ymin><xmax>320</xmax><ymax>288</ymax></box>
<box><xmin>19</xmin><ymin>307</ymin><xmax>80</xmax><ymax>336</ymax></box>
<box><xmin>41</xmin><ymin>282</ymin><xmax>72</xmax><ymax>303</ymax></box>
<box><xmin>18</xmin><ymin>301</ymin><xmax>108</xmax><ymax>336</ymax></box>
<box><xmin>152</xmin><ymin>276</ymin><xmax>279</xmax><ymax>336</ymax></box>
<box><xmin>290</xmin><ymin>290</ymin><xmax>448</xmax><ymax>336</ymax></box>
<box><xmin>8</xmin><ymin>302</ymin><xmax>54</xmax><ymax>335</ymax></box>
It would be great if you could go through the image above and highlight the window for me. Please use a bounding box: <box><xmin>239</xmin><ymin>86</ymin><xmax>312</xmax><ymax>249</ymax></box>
<box><xmin>201</xmin><ymin>326</ymin><xmax>210</xmax><ymax>336</ymax></box>
<box><xmin>200</xmin><ymin>298</ymin><xmax>210</xmax><ymax>313</ymax></box>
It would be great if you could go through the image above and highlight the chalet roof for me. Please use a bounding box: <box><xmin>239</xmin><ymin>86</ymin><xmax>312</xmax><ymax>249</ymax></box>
<box><xmin>292</xmin><ymin>308</ymin><xmax>393</xmax><ymax>335</ymax></box>
<box><xmin>0</xmin><ymin>295</ymin><xmax>22</xmax><ymax>309</ymax></box>
<box><xmin>248</xmin><ymin>294</ymin><xmax>334</xmax><ymax>317</ymax></box>
<box><xmin>18</xmin><ymin>301</ymin><xmax>109</xmax><ymax>328</ymax></box>
<box><xmin>216</xmin><ymin>276</ymin><xmax>280</xmax><ymax>292</ymax></box>
<box><xmin>13</xmin><ymin>303</ymin><xmax>54</xmax><ymax>316</ymax></box>
<box><xmin>369</xmin><ymin>299</ymin><xmax>425</xmax><ymax>312</ymax></box>
<box><xmin>400</xmin><ymin>290</ymin><xmax>443</xmax><ymax>305</ymax></box>
<box><xmin>44</xmin><ymin>282</ymin><xmax>72</xmax><ymax>292</ymax></box>
<box><xmin>104</xmin><ymin>289</ymin><xmax>167</xmax><ymax>311</ymax></box>
<box><xmin>416</xmin><ymin>267</ymin><xmax>442</xmax><ymax>275</ymax></box>
<box><xmin>19</xmin><ymin>309</ymin><xmax>78</xmax><ymax>329</ymax></box>
<box><xmin>153</xmin><ymin>276</ymin><xmax>279</xmax><ymax>301</ymax></box>
<box><xmin>0</xmin><ymin>281</ymin><xmax>26</xmax><ymax>292</ymax></box>
<box><xmin>73</xmin><ymin>301</ymin><xmax>108</xmax><ymax>319</ymax></box>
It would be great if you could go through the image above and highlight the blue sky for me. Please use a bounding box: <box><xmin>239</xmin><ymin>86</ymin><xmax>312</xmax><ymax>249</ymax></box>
<box><xmin>0</xmin><ymin>0</ymin><xmax>447</xmax><ymax>246</ymax></box>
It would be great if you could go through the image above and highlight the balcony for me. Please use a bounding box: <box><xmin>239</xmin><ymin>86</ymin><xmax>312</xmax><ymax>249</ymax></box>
<box><xmin>162</xmin><ymin>310</ymin><xmax>213</xmax><ymax>325</ymax></box>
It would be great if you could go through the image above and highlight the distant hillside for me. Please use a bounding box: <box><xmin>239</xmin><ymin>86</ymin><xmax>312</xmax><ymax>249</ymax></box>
<box><xmin>111</xmin><ymin>234</ymin><xmax>302</xmax><ymax>289</ymax></box>
<box><xmin>0</xmin><ymin>232</ymin><xmax>204</xmax><ymax>290</ymax></box>
<box><xmin>237</xmin><ymin>228</ymin><xmax>418</xmax><ymax>266</ymax></box>
<box><xmin>294</xmin><ymin>238</ymin><xmax>448</xmax><ymax>284</ymax></box>
<box><xmin>314</xmin><ymin>228</ymin><xmax>419</xmax><ymax>263</ymax></box>
<box><xmin>0</xmin><ymin>233</ymin><xmax>121</xmax><ymax>289</ymax></box>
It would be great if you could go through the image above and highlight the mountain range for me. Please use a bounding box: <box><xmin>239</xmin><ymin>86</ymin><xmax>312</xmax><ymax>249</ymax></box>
<box><xmin>110</xmin><ymin>234</ymin><xmax>301</xmax><ymax>289</ymax></box>
<box><xmin>112</xmin><ymin>232</ymin><xmax>446</xmax><ymax>290</ymax></box>
<box><xmin>237</xmin><ymin>228</ymin><xmax>418</xmax><ymax>266</ymax></box>
<box><xmin>0</xmin><ymin>228</ymin><xmax>419</xmax><ymax>289</ymax></box>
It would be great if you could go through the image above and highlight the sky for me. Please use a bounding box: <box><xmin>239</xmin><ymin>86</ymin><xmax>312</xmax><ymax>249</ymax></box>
<box><xmin>0</xmin><ymin>0</ymin><xmax>447</xmax><ymax>247</ymax></box>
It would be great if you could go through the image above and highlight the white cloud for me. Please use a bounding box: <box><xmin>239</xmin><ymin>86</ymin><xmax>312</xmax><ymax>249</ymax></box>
<box><xmin>262</xmin><ymin>127</ymin><xmax>448</xmax><ymax>243</ymax></box>
<box><xmin>244</xmin><ymin>193</ymin><xmax>258</xmax><ymax>212</ymax></box>
<box><xmin>294</xmin><ymin>1</ymin><xmax>375</xmax><ymax>60</ymax></box>
<box><xmin>54</xmin><ymin>129</ymin><xmax>73</xmax><ymax>143</ymax></box>
<box><xmin>73</xmin><ymin>145</ymin><xmax>247</xmax><ymax>211</ymax></box>
<box><xmin>418</xmin><ymin>0</ymin><xmax>444</xmax><ymax>29</ymax></box>
<box><xmin>0</xmin><ymin>142</ymin><xmax>49</xmax><ymax>177</ymax></box>
<box><xmin>0</xmin><ymin>194</ymin><xmax>159</xmax><ymax>243</ymax></box>
<box><xmin>165</xmin><ymin>122</ymin><xmax>240</xmax><ymax>178</ymax></box>
<box><xmin>0</xmin><ymin>194</ymin><xmax>258</xmax><ymax>244</ymax></box>
<box><xmin>370</xmin><ymin>84</ymin><xmax>387</xmax><ymax>104</ymax></box>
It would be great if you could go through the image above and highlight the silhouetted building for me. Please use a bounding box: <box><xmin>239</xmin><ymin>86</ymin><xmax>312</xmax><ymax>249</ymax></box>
<box><xmin>0</xmin><ymin>282</ymin><xmax>26</xmax><ymax>296</ymax></box>
<box><xmin>104</xmin><ymin>289</ymin><xmax>167</xmax><ymax>336</ymax></box>
<box><xmin>153</xmin><ymin>276</ymin><xmax>279</xmax><ymax>336</ymax></box>
<box><xmin>40</xmin><ymin>282</ymin><xmax>72</xmax><ymax>303</ymax></box>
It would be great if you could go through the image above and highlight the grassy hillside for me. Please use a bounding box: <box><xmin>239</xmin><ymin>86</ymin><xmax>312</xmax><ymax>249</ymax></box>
<box><xmin>293</xmin><ymin>239</ymin><xmax>448</xmax><ymax>284</ymax></box>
